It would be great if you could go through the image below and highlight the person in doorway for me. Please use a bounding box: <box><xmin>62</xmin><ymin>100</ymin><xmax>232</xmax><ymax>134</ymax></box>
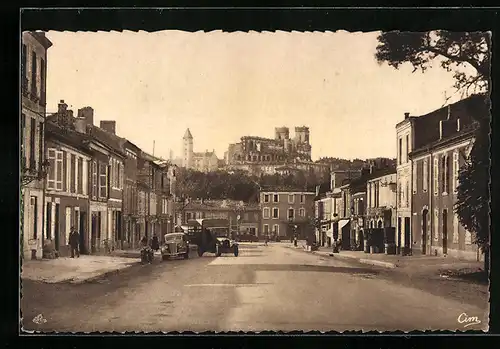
<box><xmin>69</xmin><ymin>226</ymin><xmax>80</xmax><ymax>258</ymax></box>
<box><xmin>151</xmin><ymin>234</ymin><xmax>160</xmax><ymax>251</ymax></box>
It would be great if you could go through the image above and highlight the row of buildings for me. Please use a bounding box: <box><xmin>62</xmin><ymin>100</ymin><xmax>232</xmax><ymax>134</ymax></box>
<box><xmin>314</xmin><ymin>94</ymin><xmax>487</xmax><ymax>262</ymax></box>
<box><xmin>21</xmin><ymin>31</ymin><xmax>177</xmax><ymax>259</ymax></box>
<box><xmin>177</xmin><ymin>189</ymin><xmax>317</xmax><ymax>240</ymax></box>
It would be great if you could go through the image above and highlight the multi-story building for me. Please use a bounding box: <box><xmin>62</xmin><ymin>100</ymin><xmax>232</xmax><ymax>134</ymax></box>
<box><xmin>21</xmin><ymin>31</ymin><xmax>52</xmax><ymax>259</ymax></box>
<box><xmin>88</xmin><ymin>120</ymin><xmax>126</xmax><ymax>250</ymax></box>
<box><xmin>43</xmin><ymin>104</ymin><xmax>91</xmax><ymax>257</ymax></box>
<box><xmin>123</xmin><ymin>140</ymin><xmax>141</xmax><ymax>248</ymax></box>
<box><xmin>137</xmin><ymin>151</ymin><xmax>158</xmax><ymax>239</ymax></box>
<box><xmin>259</xmin><ymin>189</ymin><xmax>316</xmax><ymax>240</ymax></box>
<box><xmin>152</xmin><ymin>157</ymin><xmax>175</xmax><ymax>237</ymax></box>
<box><xmin>409</xmin><ymin>94</ymin><xmax>485</xmax><ymax>261</ymax></box>
<box><xmin>366</xmin><ymin>170</ymin><xmax>397</xmax><ymax>231</ymax></box>
<box><xmin>396</xmin><ymin>94</ymin><xmax>483</xmax><ymax>256</ymax></box>
<box><xmin>181</xmin><ymin>128</ymin><xmax>220</xmax><ymax>172</ymax></box>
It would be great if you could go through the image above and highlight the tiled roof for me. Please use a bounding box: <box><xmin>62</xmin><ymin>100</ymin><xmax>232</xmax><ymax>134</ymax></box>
<box><xmin>88</xmin><ymin>125</ymin><xmax>126</xmax><ymax>157</ymax></box>
<box><xmin>412</xmin><ymin>94</ymin><xmax>488</xmax><ymax>150</ymax></box>
<box><xmin>45</xmin><ymin>121</ymin><xmax>91</xmax><ymax>153</ymax></box>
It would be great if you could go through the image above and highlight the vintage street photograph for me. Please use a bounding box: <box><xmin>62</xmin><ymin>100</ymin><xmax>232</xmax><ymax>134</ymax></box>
<box><xmin>20</xmin><ymin>28</ymin><xmax>490</xmax><ymax>333</ymax></box>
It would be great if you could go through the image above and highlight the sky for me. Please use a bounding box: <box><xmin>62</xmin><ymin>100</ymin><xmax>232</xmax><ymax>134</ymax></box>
<box><xmin>45</xmin><ymin>30</ymin><xmax>464</xmax><ymax>161</ymax></box>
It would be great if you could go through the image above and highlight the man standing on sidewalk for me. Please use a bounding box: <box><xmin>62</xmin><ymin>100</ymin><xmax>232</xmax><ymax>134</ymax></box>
<box><xmin>69</xmin><ymin>226</ymin><xmax>80</xmax><ymax>258</ymax></box>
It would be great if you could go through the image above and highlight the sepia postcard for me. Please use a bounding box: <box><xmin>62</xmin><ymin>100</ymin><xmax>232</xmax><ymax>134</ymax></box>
<box><xmin>19</xmin><ymin>11</ymin><xmax>491</xmax><ymax>334</ymax></box>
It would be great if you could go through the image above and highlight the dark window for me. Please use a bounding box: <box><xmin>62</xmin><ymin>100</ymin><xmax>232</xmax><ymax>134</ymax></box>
<box><xmin>70</xmin><ymin>154</ymin><xmax>76</xmax><ymax>193</ymax></box>
<box><xmin>273</xmin><ymin>208</ymin><xmax>279</xmax><ymax>218</ymax></box>
<box><xmin>29</xmin><ymin>117</ymin><xmax>36</xmax><ymax>169</ymax></box>
<box><xmin>31</xmin><ymin>196</ymin><xmax>38</xmax><ymax>239</ymax></box>
<box><xmin>46</xmin><ymin>203</ymin><xmax>52</xmax><ymax>239</ymax></box>
<box><xmin>398</xmin><ymin>138</ymin><xmax>402</xmax><ymax>165</ymax></box>
<box><xmin>21</xmin><ymin>44</ymin><xmax>27</xmax><ymax>88</ymax></box>
<box><xmin>40</xmin><ymin>58</ymin><xmax>46</xmax><ymax>105</ymax></box>
<box><xmin>21</xmin><ymin>113</ymin><xmax>26</xmax><ymax>158</ymax></box>
<box><xmin>288</xmin><ymin>208</ymin><xmax>294</xmax><ymax>219</ymax></box>
<box><xmin>31</xmin><ymin>51</ymin><xmax>37</xmax><ymax>96</ymax></box>
<box><xmin>77</xmin><ymin>158</ymin><xmax>83</xmax><ymax>194</ymax></box>
<box><xmin>38</xmin><ymin>122</ymin><xmax>43</xmax><ymax>172</ymax></box>
<box><xmin>405</xmin><ymin>135</ymin><xmax>409</xmax><ymax>162</ymax></box>
<box><xmin>62</xmin><ymin>151</ymin><xmax>67</xmax><ymax>192</ymax></box>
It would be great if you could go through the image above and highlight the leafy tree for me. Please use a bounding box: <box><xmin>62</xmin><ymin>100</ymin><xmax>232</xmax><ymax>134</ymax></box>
<box><xmin>375</xmin><ymin>30</ymin><xmax>491</xmax><ymax>269</ymax></box>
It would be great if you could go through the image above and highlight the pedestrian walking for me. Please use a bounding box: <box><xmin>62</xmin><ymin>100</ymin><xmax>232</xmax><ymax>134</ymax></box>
<box><xmin>265</xmin><ymin>234</ymin><xmax>269</xmax><ymax>246</ymax></box>
<box><xmin>69</xmin><ymin>226</ymin><xmax>80</xmax><ymax>258</ymax></box>
<box><xmin>293</xmin><ymin>235</ymin><xmax>298</xmax><ymax>247</ymax></box>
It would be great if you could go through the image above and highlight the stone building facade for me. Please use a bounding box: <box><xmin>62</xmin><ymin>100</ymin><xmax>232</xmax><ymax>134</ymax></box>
<box><xmin>21</xmin><ymin>31</ymin><xmax>52</xmax><ymax>259</ymax></box>
<box><xmin>259</xmin><ymin>189</ymin><xmax>316</xmax><ymax>239</ymax></box>
<box><xmin>409</xmin><ymin>94</ymin><xmax>486</xmax><ymax>261</ymax></box>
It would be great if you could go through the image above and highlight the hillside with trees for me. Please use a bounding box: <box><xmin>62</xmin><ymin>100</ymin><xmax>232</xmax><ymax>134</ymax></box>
<box><xmin>173</xmin><ymin>168</ymin><xmax>330</xmax><ymax>203</ymax></box>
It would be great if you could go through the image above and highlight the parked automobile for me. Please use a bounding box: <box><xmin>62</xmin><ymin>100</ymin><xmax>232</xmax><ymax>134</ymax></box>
<box><xmin>189</xmin><ymin>218</ymin><xmax>239</xmax><ymax>257</ymax></box>
<box><xmin>236</xmin><ymin>233</ymin><xmax>259</xmax><ymax>242</ymax></box>
<box><xmin>161</xmin><ymin>233</ymin><xmax>190</xmax><ymax>261</ymax></box>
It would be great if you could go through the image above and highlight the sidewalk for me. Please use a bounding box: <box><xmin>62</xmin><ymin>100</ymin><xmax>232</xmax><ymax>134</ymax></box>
<box><xmin>21</xmin><ymin>255</ymin><xmax>141</xmax><ymax>284</ymax></box>
<box><xmin>283</xmin><ymin>243</ymin><xmax>484</xmax><ymax>277</ymax></box>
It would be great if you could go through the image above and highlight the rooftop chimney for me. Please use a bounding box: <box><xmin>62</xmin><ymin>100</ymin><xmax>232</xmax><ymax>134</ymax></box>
<box><xmin>77</xmin><ymin>107</ymin><xmax>94</xmax><ymax>127</ymax></box>
<box><xmin>100</xmin><ymin>120</ymin><xmax>116</xmax><ymax>135</ymax></box>
<box><xmin>404</xmin><ymin>112</ymin><xmax>410</xmax><ymax>119</ymax></box>
<box><xmin>58</xmin><ymin>100</ymin><xmax>68</xmax><ymax>114</ymax></box>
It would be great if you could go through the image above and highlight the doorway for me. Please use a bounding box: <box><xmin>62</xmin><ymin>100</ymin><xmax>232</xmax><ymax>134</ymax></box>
<box><xmin>422</xmin><ymin>209</ymin><xmax>428</xmax><ymax>254</ymax></box>
<box><xmin>397</xmin><ymin>217</ymin><xmax>402</xmax><ymax>253</ymax></box>
<box><xmin>54</xmin><ymin>203</ymin><xmax>60</xmax><ymax>251</ymax></box>
<box><xmin>404</xmin><ymin>217</ymin><xmax>411</xmax><ymax>254</ymax></box>
<box><xmin>91</xmin><ymin>213</ymin><xmax>98</xmax><ymax>253</ymax></box>
<box><xmin>442</xmin><ymin>209</ymin><xmax>448</xmax><ymax>255</ymax></box>
<box><xmin>79</xmin><ymin>211</ymin><xmax>87</xmax><ymax>254</ymax></box>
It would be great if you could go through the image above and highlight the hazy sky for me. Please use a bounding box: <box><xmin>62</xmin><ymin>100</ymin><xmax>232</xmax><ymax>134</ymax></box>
<box><xmin>45</xmin><ymin>30</ymin><xmax>463</xmax><ymax>161</ymax></box>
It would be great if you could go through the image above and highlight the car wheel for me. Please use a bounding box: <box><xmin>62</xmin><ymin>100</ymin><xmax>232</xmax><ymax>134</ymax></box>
<box><xmin>233</xmin><ymin>245</ymin><xmax>239</xmax><ymax>257</ymax></box>
<box><xmin>216</xmin><ymin>244</ymin><xmax>222</xmax><ymax>257</ymax></box>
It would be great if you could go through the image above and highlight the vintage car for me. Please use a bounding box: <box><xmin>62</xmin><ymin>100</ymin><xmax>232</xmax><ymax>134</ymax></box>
<box><xmin>161</xmin><ymin>233</ymin><xmax>190</xmax><ymax>261</ymax></box>
<box><xmin>188</xmin><ymin>218</ymin><xmax>239</xmax><ymax>257</ymax></box>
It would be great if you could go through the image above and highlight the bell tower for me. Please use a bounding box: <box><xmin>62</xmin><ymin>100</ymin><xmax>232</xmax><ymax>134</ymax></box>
<box><xmin>182</xmin><ymin>128</ymin><xmax>194</xmax><ymax>168</ymax></box>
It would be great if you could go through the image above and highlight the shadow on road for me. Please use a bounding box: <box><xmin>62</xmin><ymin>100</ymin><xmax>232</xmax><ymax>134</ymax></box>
<box><xmin>207</xmin><ymin>263</ymin><xmax>379</xmax><ymax>275</ymax></box>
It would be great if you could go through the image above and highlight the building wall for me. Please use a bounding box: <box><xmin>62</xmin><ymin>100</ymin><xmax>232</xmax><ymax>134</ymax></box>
<box><xmin>366</xmin><ymin>173</ymin><xmax>397</xmax><ymax>228</ymax></box>
<box><xmin>396</xmin><ymin>119</ymin><xmax>413</xmax><ymax>252</ymax></box>
<box><xmin>21</xmin><ymin>32</ymin><xmax>51</xmax><ymax>259</ymax></box>
<box><xmin>260</xmin><ymin>191</ymin><xmax>315</xmax><ymax>238</ymax></box>
<box><xmin>412</xmin><ymin>139</ymin><xmax>479</xmax><ymax>260</ymax></box>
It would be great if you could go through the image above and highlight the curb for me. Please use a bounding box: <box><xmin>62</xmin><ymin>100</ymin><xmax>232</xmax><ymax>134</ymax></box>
<box><xmin>308</xmin><ymin>249</ymin><xmax>399</xmax><ymax>269</ymax></box>
<box><xmin>71</xmin><ymin>261</ymin><xmax>142</xmax><ymax>284</ymax></box>
<box><xmin>358</xmin><ymin>258</ymin><xmax>398</xmax><ymax>269</ymax></box>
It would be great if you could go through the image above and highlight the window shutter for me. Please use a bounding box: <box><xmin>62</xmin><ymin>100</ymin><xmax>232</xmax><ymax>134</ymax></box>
<box><xmin>423</xmin><ymin>159</ymin><xmax>428</xmax><ymax>192</ymax></box>
<box><xmin>453</xmin><ymin>152</ymin><xmax>459</xmax><ymax>194</ymax></box>
<box><xmin>47</xmin><ymin>148</ymin><xmax>56</xmax><ymax>190</ymax></box>
<box><xmin>434</xmin><ymin>158</ymin><xmax>439</xmax><ymax>196</ymax></box>
<box><xmin>56</xmin><ymin>151</ymin><xmax>63</xmax><ymax>191</ymax></box>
